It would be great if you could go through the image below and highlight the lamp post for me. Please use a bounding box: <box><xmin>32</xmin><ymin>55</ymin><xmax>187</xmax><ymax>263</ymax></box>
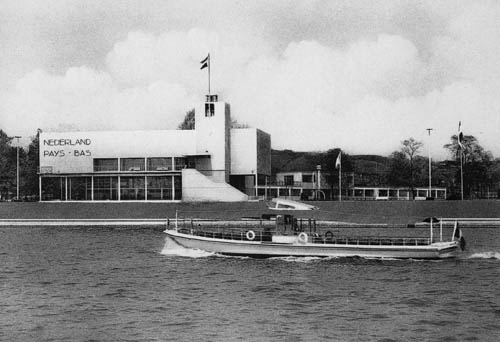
<box><xmin>13</xmin><ymin>136</ymin><xmax>21</xmax><ymax>200</ymax></box>
<box><xmin>426</xmin><ymin>128</ymin><xmax>433</xmax><ymax>199</ymax></box>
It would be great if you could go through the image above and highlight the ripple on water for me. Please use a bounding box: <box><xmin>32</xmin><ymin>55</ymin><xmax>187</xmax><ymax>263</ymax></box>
<box><xmin>1</xmin><ymin>226</ymin><xmax>500</xmax><ymax>342</ymax></box>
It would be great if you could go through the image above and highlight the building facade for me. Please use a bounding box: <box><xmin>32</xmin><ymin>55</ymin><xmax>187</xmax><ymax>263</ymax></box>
<box><xmin>38</xmin><ymin>95</ymin><xmax>271</xmax><ymax>202</ymax></box>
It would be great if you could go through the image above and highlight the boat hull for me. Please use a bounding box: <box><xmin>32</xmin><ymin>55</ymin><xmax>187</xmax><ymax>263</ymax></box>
<box><xmin>165</xmin><ymin>230</ymin><xmax>460</xmax><ymax>259</ymax></box>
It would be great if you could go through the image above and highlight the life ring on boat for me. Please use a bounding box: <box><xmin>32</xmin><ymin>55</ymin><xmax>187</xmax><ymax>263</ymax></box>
<box><xmin>324</xmin><ymin>231</ymin><xmax>334</xmax><ymax>240</ymax></box>
<box><xmin>246</xmin><ymin>230</ymin><xmax>256</xmax><ymax>241</ymax></box>
<box><xmin>298</xmin><ymin>232</ymin><xmax>308</xmax><ymax>243</ymax></box>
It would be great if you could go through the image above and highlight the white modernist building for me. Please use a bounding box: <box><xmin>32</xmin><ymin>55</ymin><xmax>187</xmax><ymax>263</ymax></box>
<box><xmin>38</xmin><ymin>94</ymin><xmax>271</xmax><ymax>202</ymax></box>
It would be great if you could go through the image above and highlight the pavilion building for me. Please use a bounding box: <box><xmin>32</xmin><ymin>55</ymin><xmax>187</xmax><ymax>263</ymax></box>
<box><xmin>38</xmin><ymin>94</ymin><xmax>271</xmax><ymax>202</ymax></box>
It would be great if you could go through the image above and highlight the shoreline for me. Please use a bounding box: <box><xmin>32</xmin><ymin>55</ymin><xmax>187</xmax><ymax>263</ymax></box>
<box><xmin>1</xmin><ymin>200</ymin><xmax>499</xmax><ymax>228</ymax></box>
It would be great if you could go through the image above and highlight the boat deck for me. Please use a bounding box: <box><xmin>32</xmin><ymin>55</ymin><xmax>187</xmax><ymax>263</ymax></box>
<box><xmin>176</xmin><ymin>227</ymin><xmax>434</xmax><ymax>246</ymax></box>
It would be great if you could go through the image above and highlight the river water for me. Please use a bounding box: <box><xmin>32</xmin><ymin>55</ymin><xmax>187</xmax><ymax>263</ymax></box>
<box><xmin>1</xmin><ymin>226</ymin><xmax>500</xmax><ymax>342</ymax></box>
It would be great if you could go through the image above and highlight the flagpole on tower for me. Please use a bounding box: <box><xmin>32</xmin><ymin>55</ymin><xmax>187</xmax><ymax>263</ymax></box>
<box><xmin>336</xmin><ymin>151</ymin><xmax>342</xmax><ymax>201</ymax></box>
<box><xmin>460</xmin><ymin>151</ymin><xmax>463</xmax><ymax>200</ymax></box>
<box><xmin>200</xmin><ymin>53</ymin><xmax>211</xmax><ymax>95</ymax></box>
<box><xmin>458</xmin><ymin>121</ymin><xmax>464</xmax><ymax>201</ymax></box>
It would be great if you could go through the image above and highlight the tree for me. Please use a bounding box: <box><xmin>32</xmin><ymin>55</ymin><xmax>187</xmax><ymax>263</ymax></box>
<box><xmin>444</xmin><ymin>134</ymin><xmax>493</xmax><ymax>199</ymax></box>
<box><xmin>0</xmin><ymin>130</ymin><xmax>14</xmax><ymax>199</ymax></box>
<box><xmin>386</xmin><ymin>151</ymin><xmax>410</xmax><ymax>187</ymax></box>
<box><xmin>322</xmin><ymin>149</ymin><xmax>353</xmax><ymax>200</ymax></box>
<box><xmin>178</xmin><ymin>109</ymin><xmax>195</xmax><ymax>130</ymax></box>
<box><xmin>387</xmin><ymin>138</ymin><xmax>423</xmax><ymax>199</ymax></box>
<box><xmin>24</xmin><ymin>129</ymin><xmax>42</xmax><ymax>197</ymax></box>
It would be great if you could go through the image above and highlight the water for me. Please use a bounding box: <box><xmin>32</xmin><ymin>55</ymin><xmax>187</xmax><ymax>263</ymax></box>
<box><xmin>1</xmin><ymin>226</ymin><xmax>500</xmax><ymax>342</ymax></box>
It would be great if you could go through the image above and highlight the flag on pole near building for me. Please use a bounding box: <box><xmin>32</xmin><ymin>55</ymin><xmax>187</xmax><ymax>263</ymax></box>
<box><xmin>200</xmin><ymin>53</ymin><xmax>211</xmax><ymax>94</ymax></box>
<box><xmin>200</xmin><ymin>54</ymin><xmax>209</xmax><ymax>70</ymax></box>
<box><xmin>335</xmin><ymin>152</ymin><xmax>341</xmax><ymax>169</ymax></box>
<box><xmin>458</xmin><ymin>121</ymin><xmax>464</xmax><ymax>149</ymax></box>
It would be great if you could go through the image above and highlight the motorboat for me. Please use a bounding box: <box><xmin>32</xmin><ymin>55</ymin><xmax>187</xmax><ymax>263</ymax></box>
<box><xmin>268</xmin><ymin>198</ymin><xmax>319</xmax><ymax>211</ymax></box>
<box><xmin>164</xmin><ymin>214</ymin><xmax>465</xmax><ymax>259</ymax></box>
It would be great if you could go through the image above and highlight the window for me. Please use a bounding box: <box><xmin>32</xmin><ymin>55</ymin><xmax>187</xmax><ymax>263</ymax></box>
<box><xmin>147</xmin><ymin>176</ymin><xmax>173</xmax><ymax>200</ymax></box>
<box><xmin>68</xmin><ymin>177</ymin><xmax>91</xmax><ymax>200</ymax></box>
<box><xmin>174</xmin><ymin>176</ymin><xmax>182</xmax><ymax>200</ymax></box>
<box><xmin>120</xmin><ymin>177</ymin><xmax>145</xmax><ymax>200</ymax></box>
<box><xmin>94</xmin><ymin>177</ymin><xmax>118</xmax><ymax>200</ymax></box>
<box><xmin>174</xmin><ymin>157</ymin><xmax>187</xmax><ymax>170</ymax></box>
<box><xmin>41</xmin><ymin>177</ymin><xmax>64</xmax><ymax>201</ymax></box>
<box><xmin>94</xmin><ymin>159</ymin><xmax>118</xmax><ymax>172</ymax></box>
<box><xmin>120</xmin><ymin>158</ymin><xmax>145</xmax><ymax>172</ymax></box>
<box><xmin>284</xmin><ymin>175</ymin><xmax>294</xmax><ymax>186</ymax></box>
<box><xmin>399</xmin><ymin>190</ymin><xmax>409</xmax><ymax>199</ymax></box>
<box><xmin>205</xmin><ymin>103</ymin><xmax>215</xmax><ymax>117</ymax></box>
<box><xmin>378</xmin><ymin>189</ymin><xmax>388</xmax><ymax>197</ymax></box>
<box><xmin>147</xmin><ymin>158</ymin><xmax>172</xmax><ymax>171</ymax></box>
<box><xmin>302</xmin><ymin>174</ymin><xmax>313</xmax><ymax>183</ymax></box>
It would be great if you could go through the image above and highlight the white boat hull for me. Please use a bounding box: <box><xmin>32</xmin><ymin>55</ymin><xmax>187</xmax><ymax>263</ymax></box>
<box><xmin>165</xmin><ymin>230</ymin><xmax>460</xmax><ymax>259</ymax></box>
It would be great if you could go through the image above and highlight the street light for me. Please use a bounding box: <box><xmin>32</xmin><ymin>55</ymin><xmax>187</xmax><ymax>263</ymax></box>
<box><xmin>13</xmin><ymin>136</ymin><xmax>21</xmax><ymax>200</ymax></box>
<box><xmin>426</xmin><ymin>128</ymin><xmax>433</xmax><ymax>199</ymax></box>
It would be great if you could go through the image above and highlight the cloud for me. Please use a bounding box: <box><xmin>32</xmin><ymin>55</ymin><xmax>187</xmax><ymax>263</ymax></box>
<box><xmin>0</xmin><ymin>66</ymin><xmax>197</xmax><ymax>135</ymax></box>
<box><xmin>2</xmin><ymin>1</ymin><xmax>500</xmax><ymax>161</ymax></box>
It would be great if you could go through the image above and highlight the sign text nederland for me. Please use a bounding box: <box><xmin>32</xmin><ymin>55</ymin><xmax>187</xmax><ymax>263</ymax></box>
<box><xmin>43</xmin><ymin>138</ymin><xmax>92</xmax><ymax>157</ymax></box>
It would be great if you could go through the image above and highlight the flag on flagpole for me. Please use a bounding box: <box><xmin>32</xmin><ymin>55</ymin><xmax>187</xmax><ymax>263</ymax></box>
<box><xmin>335</xmin><ymin>152</ymin><xmax>341</xmax><ymax>169</ymax></box>
<box><xmin>200</xmin><ymin>54</ymin><xmax>209</xmax><ymax>70</ymax></box>
<box><xmin>458</xmin><ymin>121</ymin><xmax>464</xmax><ymax>150</ymax></box>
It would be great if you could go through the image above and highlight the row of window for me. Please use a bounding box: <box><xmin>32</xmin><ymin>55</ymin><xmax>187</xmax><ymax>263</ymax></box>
<box><xmin>281</xmin><ymin>174</ymin><xmax>315</xmax><ymax>185</ymax></box>
<box><xmin>93</xmin><ymin>157</ymin><xmax>194</xmax><ymax>172</ymax></box>
<box><xmin>41</xmin><ymin>176</ymin><xmax>182</xmax><ymax>201</ymax></box>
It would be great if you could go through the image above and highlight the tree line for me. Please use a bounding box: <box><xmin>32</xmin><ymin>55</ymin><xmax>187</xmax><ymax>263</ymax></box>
<box><xmin>272</xmin><ymin>134</ymin><xmax>499</xmax><ymax>200</ymax></box>
<box><xmin>385</xmin><ymin>135</ymin><xmax>499</xmax><ymax>199</ymax></box>
<box><xmin>1</xmin><ymin>114</ymin><xmax>498</xmax><ymax>200</ymax></box>
<box><xmin>0</xmin><ymin>129</ymin><xmax>40</xmax><ymax>200</ymax></box>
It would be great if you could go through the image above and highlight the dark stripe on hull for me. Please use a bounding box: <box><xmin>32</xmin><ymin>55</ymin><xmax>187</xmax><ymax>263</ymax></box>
<box><xmin>217</xmin><ymin>253</ymin><xmax>447</xmax><ymax>260</ymax></box>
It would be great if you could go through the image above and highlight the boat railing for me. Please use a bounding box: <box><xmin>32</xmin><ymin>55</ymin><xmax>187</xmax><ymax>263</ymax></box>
<box><xmin>174</xmin><ymin>225</ymin><xmax>433</xmax><ymax>245</ymax></box>
<box><xmin>168</xmin><ymin>218</ymin><xmax>436</xmax><ymax>245</ymax></box>
<box><xmin>177</xmin><ymin>226</ymin><xmax>274</xmax><ymax>242</ymax></box>
<box><xmin>310</xmin><ymin>235</ymin><xmax>432</xmax><ymax>246</ymax></box>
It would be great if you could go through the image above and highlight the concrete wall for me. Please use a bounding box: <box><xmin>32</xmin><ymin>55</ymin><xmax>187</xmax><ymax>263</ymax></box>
<box><xmin>40</xmin><ymin>130</ymin><xmax>197</xmax><ymax>174</ymax></box>
<box><xmin>256</xmin><ymin>129</ymin><xmax>271</xmax><ymax>175</ymax></box>
<box><xmin>230</xmin><ymin>128</ymin><xmax>257</xmax><ymax>175</ymax></box>
<box><xmin>230</xmin><ymin>128</ymin><xmax>271</xmax><ymax>176</ymax></box>
<box><xmin>182</xmin><ymin>169</ymin><xmax>248</xmax><ymax>202</ymax></box>
<box><xmin>195</xmin><ymin>101</ymin><xmax>230</xmax><ymax>182</ymax></box>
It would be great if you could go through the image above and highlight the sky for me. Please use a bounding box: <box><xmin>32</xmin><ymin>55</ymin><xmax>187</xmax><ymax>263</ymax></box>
<box><xmin>1</xmin><ymin>0</ymin><xmax>500</xmax><ymax>160</ymax></box>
